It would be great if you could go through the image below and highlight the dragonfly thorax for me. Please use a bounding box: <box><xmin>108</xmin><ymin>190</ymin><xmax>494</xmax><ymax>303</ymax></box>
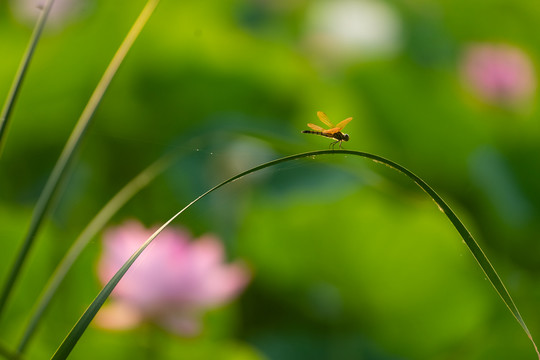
<box><xmin>333</xmin><ymin>132</ymin><xmax>349</xmax><ymax>142</ymax></box>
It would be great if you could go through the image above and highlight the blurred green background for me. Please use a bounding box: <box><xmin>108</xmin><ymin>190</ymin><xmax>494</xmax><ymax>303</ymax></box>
<box><xmin>1</xmin><ymin>0</ymin><xmax>540</xmax><ymax>359</ymax></box>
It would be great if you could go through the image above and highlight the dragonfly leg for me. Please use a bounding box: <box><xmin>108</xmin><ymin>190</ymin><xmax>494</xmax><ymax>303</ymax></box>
<box><xmin>329</xmin><ymin>141</ymin><xmax>337</xmax><ymax>150</ymax></box>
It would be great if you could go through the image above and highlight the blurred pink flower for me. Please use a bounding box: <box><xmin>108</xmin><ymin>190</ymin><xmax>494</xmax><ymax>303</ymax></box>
<box><xmin>95</xmin><ymin>220</ymin><xmax>251</xmax><ymax>335</ymax></box>
<box><xmin>9</xmin><ymin>0</ymin><xmax>91</xmax><ymax>28</ymax></box>
<box><xmin>461</xmin><ymin>44</ymin><xmax>536</xmax><ymax>105</ymax></box>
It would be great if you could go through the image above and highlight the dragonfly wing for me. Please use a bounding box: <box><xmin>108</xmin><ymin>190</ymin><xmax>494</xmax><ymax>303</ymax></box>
<box><xmin>317</xmin><ymin>111</ymin><xmax>334</xmax><ymax>128</ymax></box>
<box><xmin>322</xmin><ymin>127</ymin><xmax>340</xmax><ymax>135</ymax></box>
<box><xmin>334</xmin><ymin>117</ymin><xmax>352</xmax><ymax>131</ymax></box>
<box><xmin>307</xmin><ymin>123</ymin><xmax>325</xmax><ymax>131</ymax></box>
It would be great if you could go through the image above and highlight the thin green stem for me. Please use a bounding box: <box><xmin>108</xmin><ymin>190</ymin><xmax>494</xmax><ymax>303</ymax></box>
<box><xmin>0</xmin><ymin>0</ymin><xmax>56</xmax><ymax>155</ymax></box>
<box><xmin>17</xmin><ymin>153</ymin><xmax>174</xmax><ymax>354</ymax></box>
<box><xmin>50</xmin><ymin>149</ymin><xmax>538</xmax><ymax>359</ymax></box>
<box><xmin>0</xmin><ymin>0</ymin><xmax>161</xmax><ymax>321</ymax></box>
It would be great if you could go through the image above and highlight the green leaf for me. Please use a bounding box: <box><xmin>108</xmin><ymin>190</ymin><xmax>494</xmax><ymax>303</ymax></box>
<box><xmin>51</xmin><ymin>150</ymin><xmax>539</xmax><ymax>359</ymax></box>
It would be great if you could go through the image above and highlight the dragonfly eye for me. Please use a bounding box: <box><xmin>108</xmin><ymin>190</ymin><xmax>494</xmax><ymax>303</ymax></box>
<box><xmin>343</xmin><ymin>133</ymin><xmax>350</xmax><ymax>141</ymax></box>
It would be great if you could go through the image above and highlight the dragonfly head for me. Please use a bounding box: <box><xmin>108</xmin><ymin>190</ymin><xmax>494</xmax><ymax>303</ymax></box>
<box><xmin>343</xmin><ymin>133</ymin><xmax>350</xmax><ymax>142</ymax></box>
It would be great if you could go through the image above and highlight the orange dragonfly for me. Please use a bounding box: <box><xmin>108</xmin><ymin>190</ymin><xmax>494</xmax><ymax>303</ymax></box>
<box><xmin>302</xmin><ymin>111</ymin><xmax>352</xmax><ymax>149</ymax></box>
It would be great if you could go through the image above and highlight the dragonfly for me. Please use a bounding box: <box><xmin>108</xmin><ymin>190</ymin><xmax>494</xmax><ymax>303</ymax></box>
<box><xmin>302</xmin><ymin>111</ymin><xmax>352</xmax><ymax>149</ymax></box>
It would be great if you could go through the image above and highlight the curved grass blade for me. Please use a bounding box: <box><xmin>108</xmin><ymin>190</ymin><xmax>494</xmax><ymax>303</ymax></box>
<box><xmin>51</xmin><ymin>150</ymin><xmax>538</xmax><ymax>359</ymax></box>
<box><xmin>0</xmin><ymin>0</ymin><xmax>56</xmax><ymax>155</ymax></box>
<box><xmin>0</xmin><ymin>0</ymin><xmax>161</xmax><ymax>320</ymax></box>
<box><xmin>17</xmin><ymin>152</ymin><xmax>175</xmax><ymax>354</ymax></box>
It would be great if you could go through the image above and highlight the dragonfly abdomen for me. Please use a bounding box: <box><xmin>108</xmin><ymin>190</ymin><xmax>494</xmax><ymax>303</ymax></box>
<box><xmin>302</xmin><ymin>130</ymin><xmax>331</xmax><ymax>138</ymax></box>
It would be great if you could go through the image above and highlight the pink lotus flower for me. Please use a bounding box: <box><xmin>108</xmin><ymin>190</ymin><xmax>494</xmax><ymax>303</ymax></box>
<box><xmin>9</xmin><ymin>0</ymin><xmax>91</xmax><ymax>28</ymax></box>
<box><xmin>95</xmin><ymin>220</ymin><xmax>251</xmax><ymax>335</ymax></box>
<box><xmin>461</xmin><ymin>43</ymin><xmax>536</xmax><ymax>105</ymax></box>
